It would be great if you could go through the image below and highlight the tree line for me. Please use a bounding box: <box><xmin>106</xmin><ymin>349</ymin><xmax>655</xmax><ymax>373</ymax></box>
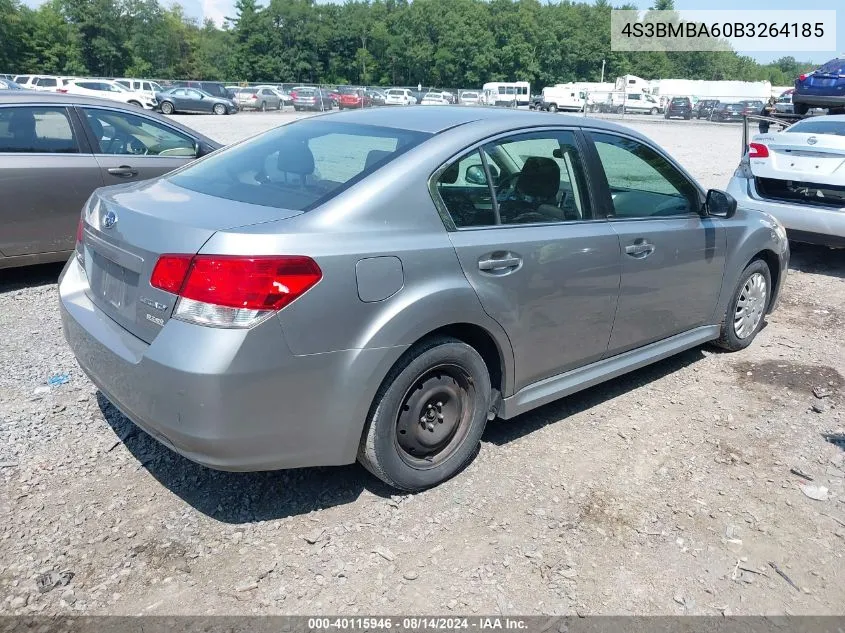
<box><xmin>0</xmin><ymin>0</ymin><xmax>817</xmax><ymax>89</ymax></box>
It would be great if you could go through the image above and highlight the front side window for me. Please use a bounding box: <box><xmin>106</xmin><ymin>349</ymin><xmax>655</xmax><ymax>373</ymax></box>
<box><xmin>82</xmin><ymin>108</ymin><xmax>196</xmax><ymax>157</ymax></box>
<box><xmin>169</xmin><ymin>120</ymin><xmax>431</xmax><ymax>210</ymax></box>
<box><xmin>116</xmin><ymin>80</ymin><xmax>130</xmax><ymax>89</ymax></box>
<box><xmin>588</xmin><ymin>132</ymin><xmax>700</xmax><ymax>219</ymax></box>
<box><xmin>0</xmin><ymin>106</ymin><xmax>78</xmax><ymax>153</ymax></box>
<box><xmin>436</xmin><ymin>130</ymin><xmax>591</xmax><ymax>228</ymax></box>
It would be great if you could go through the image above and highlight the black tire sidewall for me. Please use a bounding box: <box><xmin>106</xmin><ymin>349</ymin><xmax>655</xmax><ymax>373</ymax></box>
<box><xmin>161</xmin><ymin>102</ymin><xmax>173</xmax><ymax>114</ymax></box>
<box><xmin>364</xmin><ymin>340</ymin><xmax>491</xmax><ymax>491</ymax></box>
<box><xmin>720</xmin><ymin>260</ymin><xmax>772</xmax><ymax>350</ymax></box>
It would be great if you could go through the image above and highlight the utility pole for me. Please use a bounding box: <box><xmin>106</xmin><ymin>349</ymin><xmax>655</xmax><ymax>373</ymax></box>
<box><xmin>600</xmin><ymin>59</ymin><xmax>606</xmax><ymax>84</ymax></box>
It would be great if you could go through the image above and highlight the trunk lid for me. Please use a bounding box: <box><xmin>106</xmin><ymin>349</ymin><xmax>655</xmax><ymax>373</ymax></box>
<box><xmin>750</xmin><ymin>132</ymin><xmax>845</xmax><ymax>183</ymax></box>
<box><xmin>80</xmin><ymin>178</ymin><xmax>303</xmax><ymax>344</ymax></box>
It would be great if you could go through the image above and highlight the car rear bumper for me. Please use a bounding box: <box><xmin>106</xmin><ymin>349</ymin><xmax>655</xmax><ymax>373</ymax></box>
<box><xmin>792</xmin><ymin>93</ymin><xmax>845</xmax><ymax>107</ymax></box>
<box><xmin>727</xmin><ymin>175</ymin><xmax>845</xmax><ymax>244</ymax></box>
<box><xmin>59</xmin><ymin>257</ymin><xmax>406</xmax><ymax>472</ymax></box>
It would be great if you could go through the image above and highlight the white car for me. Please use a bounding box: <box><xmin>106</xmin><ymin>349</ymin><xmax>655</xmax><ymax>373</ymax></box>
<box><xmin>114</xmin><ymin>78</ymin><xmax>165</xmax><ymax>102</ymax></box>
<box><xmin>62</xmin><ymin>79</ymin><xmax>157</xmax><ymax>109</ymax></box>
<box><xmin>13</xmin><ymin>75</ymin><xmax>38</xmax><ymax>89</ymax></box>
<box><xmin>421</xmin><ymin>92</ymin><xmax>448</xmax><ymax>105</ymax></box>
<box><xmin>385</xmin><ymin>88</ymin><xmax>414</xmax><ymax>106</ymax></box>
<box><xmin>727</xmin><ymin>115</ymin><xmax>845</xmax><ymax>247</ymax></box>
<box><xmin>459</xmin><ymin>91</ymin><xmax>481</xmax><ymax>105</ymax></box>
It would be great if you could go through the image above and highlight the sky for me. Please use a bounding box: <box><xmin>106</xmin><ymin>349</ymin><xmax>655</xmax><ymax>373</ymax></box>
<box><xmin>19</xmin><ymin>0</ymin><xmax>843</xmax><ymax>65</ymax></box>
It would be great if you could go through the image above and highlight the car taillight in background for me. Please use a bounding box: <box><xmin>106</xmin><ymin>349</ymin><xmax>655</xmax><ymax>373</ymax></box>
<box><xmin>748</xmin><ymin>143</ymin><xmax>769</xmax><ymax>159</ymax></box>
<box><xmin>251</xmin><ymin>94</ymin><xmax>257</xmax><ymax>99</ymax></box>
<box><xmin>798</xmin><ymin>73</ymin><xmax>808</xmax><ymax>81</ymax></box>
<box><xmin>151</xmin><ymin>255</ymin><xmax>322</xmax><ymax>328</ymax></box>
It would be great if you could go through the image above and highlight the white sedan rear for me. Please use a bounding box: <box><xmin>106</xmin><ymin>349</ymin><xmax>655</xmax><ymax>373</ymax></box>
<box><xmin>727</xmin><ymin>115</ymin><xmax>845</xmax><ymax>247</ymax></box>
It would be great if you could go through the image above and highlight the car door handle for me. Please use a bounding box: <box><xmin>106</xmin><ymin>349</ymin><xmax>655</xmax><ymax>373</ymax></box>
<box><xmin>625</xmin><ymin>242</ymin><xmax>656</xmax><ymax>258</ymax></box>
<box><xmin>478</xmin><ymin>255</ymin><xmax>522</xmax><ymax>272</ymax></box>
<box><xmin>107</xmin><ymin>166</ymin><xmax>138</xmax><ymax>178</ymax></box>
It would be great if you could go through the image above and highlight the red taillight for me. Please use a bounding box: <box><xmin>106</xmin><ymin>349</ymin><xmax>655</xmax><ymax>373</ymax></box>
<box><xmin>798</xmin><ymin>74</ymin><xmax>808</xmax><ymax>81</ymax></box>
<box><xmin>251</xmin><ymin>94</ymin><xmax>257</xmax><ymax>99</ymax></box>
<box><xmin>150</xmin><ymin>254</ymin><xmax>193</xmax><ymax>294</ymax></box>
<box><xmin>748</xmin><ymin>142</ymin><xmax>769</xmax><ymax>159</ymax></box>
<box><xmin>57</xmin><ymin>88</ymin><xmax>67</xmax><ymax>93</ymax></box>
<box><xmin>151</xmin><ymin>255</ymin><xmax>322</xmax><ymax>311</ymax></box>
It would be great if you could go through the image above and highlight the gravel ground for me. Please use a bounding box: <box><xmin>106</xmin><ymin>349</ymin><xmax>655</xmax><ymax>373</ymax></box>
<box><xmin>1</xmin><ymin>111</ymin><xmax>844</xmax><ymax>616</ymax></box>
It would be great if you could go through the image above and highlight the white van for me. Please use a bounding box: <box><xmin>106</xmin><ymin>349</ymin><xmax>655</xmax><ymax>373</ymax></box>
<box><xmin>114</xmin><ymin>78</ymin><xmax>165</xmax><ymax>100</ymax></box>
<box><xmin>540</xmin><ymin>85</ymin><xmax>585</xmax><ymax>112</ymax></box>
<box><xmin>482</xmin><ymin>82</ymin><xmax>531</xmax><ymax>107</ymax></box>
<box><xmin>606</xmin><ymin>91</ymin><xmax>662</xmax><ymax>115</ymax></box>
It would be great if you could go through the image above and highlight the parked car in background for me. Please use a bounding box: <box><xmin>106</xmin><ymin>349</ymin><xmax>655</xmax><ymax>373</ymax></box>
<box><xmin>272</xmin><ymin>88</ymin><xmax>294</xmax><ymax>105</ymax></box>
<box><xmin>367</xmin><ymin>89</ymin><xmax>387</xmax><ymax>106</ymax></box>
<box><xmin>338</xmin><ymin>87</ymin><xmax>371</xmax><ymax>109</ymax></box>
<box><xmin>0</xmin><ymin>91</ymin><xmax>219</xmax><ymax>269</ymax></box>
<box><xmin>59</xmin><ymin>106</ymin><xmax>788</xmax><ymax>492</ymax></box>
<box><xmin>156</xmin><ymin>87</ymin><xmax>237</xmax><ymax>115</ymax></box>
<box><xmin>172</xmin><ymin>80</ymin><xmax>232</xmax><ymax>101</ymax></box>
<box><xmin>63</xmin><ymin>79</ymin><xmax>157</xmax><ymax>109</ymax></box>
<box><xmin>728</xmin><ymin>115</ymin><xmax>845</xmax><ymax>247</ymax></box>
<box><xmin>740</xmin><ymin>100</ymin><xmax>765</xmax><ymax>117</ymax></box>
<box><xmin>665</xmin><ymin>96</ymin><xmax>693</xmax><ymax>119</ymax></box>
<box><xmin>385</xmin><ymin>88</ymin><xmax>414</xmax><ymax>106</ymax></box>
<box><xmin>696</xmin><ymin>99</ymin><xmax>720</xmax><ymax>119</ymax></box>
<box><xmin>421</xmin><ymin>92</ymin><xmax>449</xmax><ymax>105</ymax></box>
<box><xmin>460</xmin><ymin>91</ymin><xmax>481</xmax><ymax>105</ymax></box>
<box><xmin>327</xmin><ymin>89</ymin><xmax>341</xmax><ymax>108</ymax></box>
<box><xmin>13</xmin><ymin>75</ymin><xmax>38</xmax><ymax>89</ymax></box>
<box><xmin>774</xmin><ymin>91</ymin><xmax>794</xmax><ymax>114</ymax></box>
<box><xmin>528</xmin><ymin>94</ymin><xmax>545</xmax><ymax>110</ymax></box>
<box><xmin>293</xmin><ymin>87</ymin><xmax>333</xmax><ymax>111</ymax></box>
<box><xmin>793</xmin><ymin>56</ymin><xmax>845</xmax><ymax>115</ymax></box>
<box><xmin>236</xmin><ymin>86</ymin><xmax>282</xmax><ymax>111</ymax></box>
<box><xmin>115</xmin><ymin>78</ymin><xmax>165</xmax><ymax>102</ymax></box>
<box><xmin>710</xmin><ymin>102</ymin><xmax>744</xmax><ymax>122</ymax></box>
<box><xmin>0</xmin><ymin>79</ymin><xmax>23</xmax><ymax>90</ymax></box>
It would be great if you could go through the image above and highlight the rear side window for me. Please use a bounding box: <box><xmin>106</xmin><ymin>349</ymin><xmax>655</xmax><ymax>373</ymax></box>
<box><xmin>816</xmin><ymin>58</ymin><xmax>845</xmax><ymax>75</ymax></box>
<box><xmin>38</xmin><ymin>77</ymin><xmax>57</xmax><ymax>87</ymax></box>
<box><xmin>169</xmin><ymin>120</ymin><xmax>431</xmax><ymax>210</ymax></box>
<box><xmin>0</xmin><ymin>106</ymin><xmax>78</xmax><ymax>153</ymax></box>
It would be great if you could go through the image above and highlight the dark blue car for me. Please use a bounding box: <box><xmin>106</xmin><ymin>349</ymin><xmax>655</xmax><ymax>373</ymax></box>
<box><xmin>793</xmin><ymin>57</ymin><xmax>845</xmax><ymax>115</ymax></box>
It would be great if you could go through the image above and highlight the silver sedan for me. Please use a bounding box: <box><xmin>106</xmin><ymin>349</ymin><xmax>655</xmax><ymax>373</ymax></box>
<box><xmin>60</xmin><ymin>107</ymin><xmax>789</xmax><ymax>490</ymax></box>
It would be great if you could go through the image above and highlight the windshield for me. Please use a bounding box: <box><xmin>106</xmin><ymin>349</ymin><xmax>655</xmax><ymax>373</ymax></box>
<box><xmin>169</xmin><ymin>120</ymin><xmax>432</xmax><ymax>211</ymax></box>
<box><xmin>786</xmin><ymin>119</ymin><xmax>845</xmax><ymax>136</ymax></box>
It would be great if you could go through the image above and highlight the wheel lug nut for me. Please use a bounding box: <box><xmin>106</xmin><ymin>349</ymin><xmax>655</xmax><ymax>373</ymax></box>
<box><xmin>426</xmin><ymin>423</ymin><xmax>434</xmax><ymax>432</ymax></box>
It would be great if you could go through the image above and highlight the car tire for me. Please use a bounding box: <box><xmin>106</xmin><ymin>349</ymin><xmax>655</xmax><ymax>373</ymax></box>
<box><xmin>160</xmin><ymin>101</ymin><xmax>174</xmax><ymax>115</ymax></box>
<box><xmin>260</xmin><ymin>101</ymin><xmax>266</xmax><ymax>112</ymax></box>
<box><xmin>213</xmin><ymin>103</ymin><xmax>226</xmax><ymax>115</ymax></box>
<box><xmin>714</xmin><ymin>259</ymin><xmax>772</xmax><ymax>352</ymax></box>
<box><xmin>358</xmin><ymin>336</ymin><xmax>492</xmax><ymax>491</ymax></box>
<box><xmin>793</xmin><ymin>102</ymin><xmax>809</xmax><ymax>116</ymax></box>
<box><xmin>128</xmin><ymin>100</ymin><xmax>142</xmax><ymax>108</ymax></box>
<box><xmin>547</xmin><ymin>103</ymin><xmax>558</xmax><ymax>113</ymax></box>
<box><xmin>650</xmin><ymin>107</ymin><xmax>658</xmax><ymax>115</ymax></box>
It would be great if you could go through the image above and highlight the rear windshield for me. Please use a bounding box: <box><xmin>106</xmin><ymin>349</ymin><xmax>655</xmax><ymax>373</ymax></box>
<box><xmin>240</xmin><ymin>88</ymin><xmax>257</xmax><ymax>94</ymax></box>
<box><xmin>387</xmin><ymin>90</ymin><xmax>404</xmax><ymax>96</ymax></box>
<box><xmin>725</xmin><ymin>104</ymin><xmax>743</xmax><ymax>111</ymax></box>
<box><xmin>671</xmin><ymin>98</ymin><xmax>688</xmax><ymax>105</ymax></box>
<box><xmin>816</xmin><ymin>58</ymin><xmax>845</xmax><ymax>75</ymax></box>
<box><xmin>169</xmin><ymin>120</ymin><xmax>431</xmax><ymax>210</ymax></box>
<box><xmin>786</xmin><ymin>119</ymin><xmax>845</xmax><ymax>136</ymax></box>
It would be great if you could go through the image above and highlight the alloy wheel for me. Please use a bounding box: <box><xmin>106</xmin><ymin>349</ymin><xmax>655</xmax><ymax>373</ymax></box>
<box><xmin>734</xmin><ymin>272</ymin><xmax>767</xmax><ymax>339</ymax></box>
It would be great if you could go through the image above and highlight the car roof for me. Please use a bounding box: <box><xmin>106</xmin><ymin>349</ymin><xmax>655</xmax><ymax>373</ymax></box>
<box><xmin>0</xmin><ymin>91</ymin><xmax>221</xmax><ymax>148</ymax></box>
<box><xmin>318</xmin><ymin>105</ymin><xmax>652</xmax><ymax>138</ymax></box>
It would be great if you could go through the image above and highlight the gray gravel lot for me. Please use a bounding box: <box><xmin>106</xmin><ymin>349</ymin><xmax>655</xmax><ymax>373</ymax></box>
<box><xmin>1</xmin><ymin>110</ymin><xmax>843</xmax><ymax>616</ymax></box>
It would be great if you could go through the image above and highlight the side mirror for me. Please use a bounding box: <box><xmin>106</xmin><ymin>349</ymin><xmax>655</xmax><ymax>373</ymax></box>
<box><xmin>704</xmin><ymin>189</ymin><xmax>737</xmax><ymax>219</ymax></box>
<box><xmin>193</xmin><ymin>141</ymin><xmax>203</xmax><ymax>158</ymax></box>
<box><xmin>465</xmin><ymin>164</ymin><xmax>487</xmax><ymax>186</ymax></box>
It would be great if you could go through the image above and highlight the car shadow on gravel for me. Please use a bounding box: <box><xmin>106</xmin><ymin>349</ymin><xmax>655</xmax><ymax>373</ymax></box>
<box><xmin>0</xmin><ymin>262</ymin><xmax>64</xmax><ymax>294</ymax></box>
<box><xmin>483</xmin><ymin>347</ymin><xmax>706</xmax><ymax>446</ymax></box>
<box><xmin>788</xmin><ymin>243</ymin><xmax>845</xmax><ymax>279</ymax></box>
<box><xmin>96</xmin><ymin>393</ymin><xmax>394</xmax><ymax>524</ymax></box>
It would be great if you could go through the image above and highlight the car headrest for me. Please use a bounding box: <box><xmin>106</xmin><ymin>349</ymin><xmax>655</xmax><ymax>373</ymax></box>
<box><xmin>277</xmin><ymin>140</ymin><xmax>315</xmax><ymax>175</ymax></box>
<box><xmin>86</xmin><ymin>114</ymin><xmax>103</xmax><ymax>141</ymax></box>
<box><xmin>365</xmin><ymin>149</ymin><xmax>392</xmax><ymax>171</ymax></box>
<box><xmin>516</xmin><ymin>156</ymin><xmax>560</xmax><ymax>200</ymax></box>
<box><xmin>9</xmin><ymin>110</ymin><xmax>36</xmax><ymax>137</ymax></box>
<box><xmin>440</xmin><ymin>162</ymin><xmax>460</xmax><ymax>184</ymax></box>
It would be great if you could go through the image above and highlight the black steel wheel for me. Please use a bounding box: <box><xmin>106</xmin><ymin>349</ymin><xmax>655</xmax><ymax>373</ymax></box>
<box><xmin>358</xmin><ymin>336</ymin><xmax>492</xmax><ymax>491</ymax></box>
